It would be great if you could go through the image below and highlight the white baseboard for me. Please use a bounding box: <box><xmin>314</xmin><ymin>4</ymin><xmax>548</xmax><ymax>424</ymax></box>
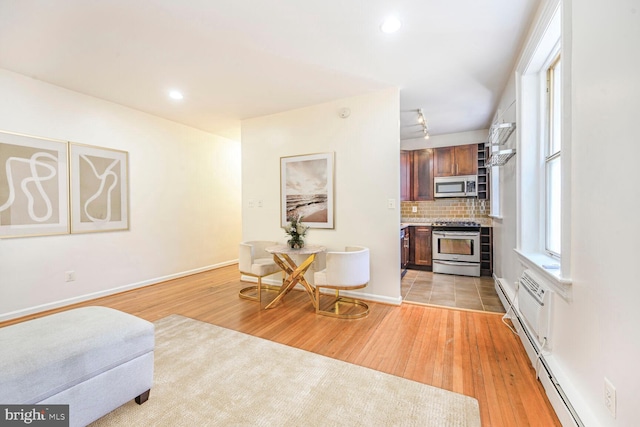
<box><xmin>0</xmin><ymin>260</ymin><xmax>238</xmax><ymax>322</ymax></box>
<box><xmin>494</xmin><ymin>274</ymin><xmax>594</xmax><ymax>427</ymax></box>
<box><xmin>513</xmin><ymin>314</ymin><xmax>588</xmax><ymax>426</ymax></box>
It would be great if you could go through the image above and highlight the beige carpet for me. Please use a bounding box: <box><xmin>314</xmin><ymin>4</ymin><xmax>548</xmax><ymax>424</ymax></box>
<box><xmin>91</xmin><ymin>315</ymin><xmax>480</xmax><ymax>426</ymax></box>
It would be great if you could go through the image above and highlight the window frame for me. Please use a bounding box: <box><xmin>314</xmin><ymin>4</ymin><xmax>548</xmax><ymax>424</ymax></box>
<box><xmin>513</xmin><ymin>0</ymin><xmax>571</xmax><ymax>297</ymax></box>
<box><xmin>545</xmin><ymin>54</ymin><xmax>562</xmax><ymax>258</ymax></box>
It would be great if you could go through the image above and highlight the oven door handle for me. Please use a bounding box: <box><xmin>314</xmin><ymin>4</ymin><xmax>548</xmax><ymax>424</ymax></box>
<box><xmin>433</xmin><ymin>260</ymin><xmax>478</xmax><ymax>266</ymax></box>
<box><xmin>433</xmin><ymin>231</ymin><xmax>479</xmax><ymax>237</ymax></box>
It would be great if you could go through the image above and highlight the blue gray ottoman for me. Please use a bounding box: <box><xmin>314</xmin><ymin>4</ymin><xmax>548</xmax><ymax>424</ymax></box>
<box><xmin>0</xmin><ymin>306</ymin><xmax>154</xmax><ymax>427</ymax></box>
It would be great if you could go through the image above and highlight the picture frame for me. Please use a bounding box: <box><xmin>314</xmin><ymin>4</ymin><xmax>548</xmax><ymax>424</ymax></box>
<box><xmin>281</xmin><ymin>152</ymin><xmax>334</xmax><ymax>229</ymax></box>
<box><xmin>0</xmin><ymin>130</ymin><xmax>70</xmax><ymax>238</ymax></box>
<box><xmin>69</xmin><ymin>143</ymin><xmax>129</xmax><ymax>233</ymax></box>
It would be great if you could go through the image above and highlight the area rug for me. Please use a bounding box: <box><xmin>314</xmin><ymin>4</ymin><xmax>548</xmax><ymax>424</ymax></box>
<box><xmin>90</xmin><ymin>315</ymin><xmax>480</xmax><ymax>426</ymax></box>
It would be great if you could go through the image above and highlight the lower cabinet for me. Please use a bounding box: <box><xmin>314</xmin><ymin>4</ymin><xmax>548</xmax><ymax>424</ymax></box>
<box><xmin>409</xmin><ymin>226</ymin><xmax>432</xmax><ymax>268</ymax></box>
<box><xmin>401</xmin><ymin>227</ymin><xmax>410</xmax><ymax>269</ymax></box>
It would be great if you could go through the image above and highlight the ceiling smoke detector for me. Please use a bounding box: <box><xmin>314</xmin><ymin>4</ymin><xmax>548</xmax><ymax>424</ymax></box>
<box><xmin>338</xmin><ymin>107</ymin><xmax>351</xmax><ymax>118</ymax></box>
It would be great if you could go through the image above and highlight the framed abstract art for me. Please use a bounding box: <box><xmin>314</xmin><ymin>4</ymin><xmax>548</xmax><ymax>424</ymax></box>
<box><xmin>69</xmin><ymin>143</ymin><xmax>129</xmax><ymax>233</ymax></box>
<box><xmin>0</xmin><ymin>130</ymin><xmax>69</xmax><ymax>238</ymax></box>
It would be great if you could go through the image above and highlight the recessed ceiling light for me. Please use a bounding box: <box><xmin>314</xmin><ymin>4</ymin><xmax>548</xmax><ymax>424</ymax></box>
<box><xmin>168</xmin><ymin>90</ymin><xmax>184</xmax><ymax>100</ymax></box>
<box><xmin>380</xmin><ymin>16</ymin><xmax>401</xmax><ymax>34</ymax></box>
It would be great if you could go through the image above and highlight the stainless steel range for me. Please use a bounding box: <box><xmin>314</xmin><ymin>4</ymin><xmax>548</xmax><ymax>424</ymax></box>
<box><xmin>432</xmin><ymin>221</ymin><xmax>481</xmax><ymax>277</ymax></box>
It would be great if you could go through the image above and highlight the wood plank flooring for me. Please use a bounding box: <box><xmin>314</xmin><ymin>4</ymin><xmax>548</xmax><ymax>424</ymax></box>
<box><xmin>1</xmin><ymin>265</ymin><xmax>561</xmax><ymax>426</ymax></box>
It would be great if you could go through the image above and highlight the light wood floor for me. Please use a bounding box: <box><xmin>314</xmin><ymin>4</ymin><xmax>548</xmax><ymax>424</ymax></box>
<box><xmin>1</xmin><ymin>265</ymin><xmax>561</xmax><ymax>426</ymax></box>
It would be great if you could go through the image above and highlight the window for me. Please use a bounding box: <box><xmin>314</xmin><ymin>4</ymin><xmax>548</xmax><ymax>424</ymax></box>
<box><xmin>514</xmin><ymin>0</ymin><xmax>570</xmax><ymax>294</ymax></box>
<box><xmin>546</xmin><ymin>56</ymin><xmax>561</xmax><ymax>257</ymax></box>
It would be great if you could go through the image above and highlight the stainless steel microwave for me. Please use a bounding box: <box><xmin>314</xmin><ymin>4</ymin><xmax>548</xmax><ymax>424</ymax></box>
<box><xmin>434</xmin><ymin>175</ymin><xmax>477</xmax><ymax>198</ymax></box>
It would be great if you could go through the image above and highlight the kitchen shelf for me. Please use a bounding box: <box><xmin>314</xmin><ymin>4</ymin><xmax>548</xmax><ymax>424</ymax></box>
<box><xmin>477</xmin><ymin>143</ymin><xmax>488</xmax><ymax>200</ymax></box>
<box><xmin>480</xmin><ymin>227</ymin><xmax>493</xmax><ymax>276</ymax></box>
<box><xmin>487</xmin><ymin>148</ymin><xmax>516</xmax><ymax>167</ymax></box>
<box><xmin>488</xmin><ymin>122</ymin><xmax>516</xmax><ymax>146</ymax></box>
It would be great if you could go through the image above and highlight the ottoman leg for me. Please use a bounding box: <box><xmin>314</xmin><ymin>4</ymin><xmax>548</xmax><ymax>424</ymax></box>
<box><xmin>135</xmin><ymin>389</ymin><xmax>151</xmax><ymax>405</ymax></box>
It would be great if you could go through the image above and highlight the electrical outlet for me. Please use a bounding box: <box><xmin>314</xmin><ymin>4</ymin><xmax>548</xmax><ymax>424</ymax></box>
<box><xmin>412</xmin><ymin>206</ymin><xmax>417</xmax><ymax>213</ymax></box>
<box><xmin>604</xmin><ymin>377</ymin><xmax>616</xmax><ymax>418</ymax></box>
<box><xmin>387</xmin><ymin>198</ymin><xmax>395</xmax><ymax>209</ymax></box>
<box><xmin>65</xmin><ymin>271</ymin><xmax>76</xmax><ymax>282</ymax></box>
<box><xmin>257</xmin><ymin>200</ymin><xmax>263</xmax><ymax>208</ymax></box>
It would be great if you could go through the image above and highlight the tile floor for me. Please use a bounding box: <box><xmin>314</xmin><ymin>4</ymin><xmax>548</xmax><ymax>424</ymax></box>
<box><xmin>402</xmin><ymin>269</ymin><xmax>506</xmax><ymax>313</ymax></box>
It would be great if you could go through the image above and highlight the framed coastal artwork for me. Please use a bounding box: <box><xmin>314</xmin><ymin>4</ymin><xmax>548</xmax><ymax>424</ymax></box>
<box><xmin>69</xmin><ymin>143</ymin><xmax>129</xmax><ymax>233</ymax></box>
<box><xmin>0</xmin><ymin>130</ymin><xmax>70</xmax><ymax>238</ymax></box>
<box><xmin>280</xmin><ymin>152</ymin><xmax>334</xmax><ymax>229</ymax></box>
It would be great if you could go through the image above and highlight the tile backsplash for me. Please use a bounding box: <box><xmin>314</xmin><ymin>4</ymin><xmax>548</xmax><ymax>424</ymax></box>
<box><xmin>401</xmin><ymin>199</ymin><xmax>491</xmax><ymax>222</ymax></box>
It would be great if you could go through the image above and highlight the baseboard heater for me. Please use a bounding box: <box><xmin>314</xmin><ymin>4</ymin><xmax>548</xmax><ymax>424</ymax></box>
<box><xmin>495</xmin><ymin>275</ymin><xmax>584</xmax><ymax>427</ymax></box>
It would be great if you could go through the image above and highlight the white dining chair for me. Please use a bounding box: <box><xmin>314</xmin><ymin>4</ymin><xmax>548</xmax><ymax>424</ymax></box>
<box><xmin>313</xmin><ymin>246</ymin><xmax>370</xmax><ymax>319</ymax></box>
<box><xmin>238</xmin><ymin>241</ymin><xmax>282</xmax><ymax>303</ymax></box>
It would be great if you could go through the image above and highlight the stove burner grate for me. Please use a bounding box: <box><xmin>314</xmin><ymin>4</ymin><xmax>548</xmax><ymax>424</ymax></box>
<box><xmin>431</xmin><ymin>221</ymin><xmax>480</xmax><ymax>227</ymax></box>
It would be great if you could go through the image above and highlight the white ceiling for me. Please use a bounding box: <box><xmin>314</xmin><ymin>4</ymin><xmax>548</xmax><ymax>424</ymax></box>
<box><xmin>0</xmin><ymin>0</ymin><xmax>538</xmax><ymax>141</ymax></box>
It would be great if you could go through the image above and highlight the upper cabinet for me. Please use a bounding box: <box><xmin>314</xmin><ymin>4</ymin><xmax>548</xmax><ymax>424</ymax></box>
<box><xmin>433</xmin><ymin>144</ymin><xmax>478</xmax><ymax>177</ymax></box>
<box><xmin>412</xmin><ymin>149</ymin><xmax>434</xmax><ymax>201</ymax></box>
<box><xmin>401</xmin><ymin>149</ymin><xmax>434</xmax><ymax>201</ymax></box>
<box><xmin>402</xmin><ymin>144</ymin><xmax>482</xmax><ymax>202</ymax></box>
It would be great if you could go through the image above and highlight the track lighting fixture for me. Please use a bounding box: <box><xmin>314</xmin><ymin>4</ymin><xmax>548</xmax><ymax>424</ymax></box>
<box><xmin>400</xmin><ymin>108</ymin><xmax>430</xmax><ymax>140</ymax></box>
<box><xmin>418</xmin><ymin>109</ymin><xmax>429</xmax><ymax>139</ymax></box>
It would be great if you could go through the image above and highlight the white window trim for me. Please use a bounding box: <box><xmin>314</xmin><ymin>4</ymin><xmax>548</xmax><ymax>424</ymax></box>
<box><xmin>488</xmin><ymin>143</ymin><xmax>502</xmax><ymax>219</ymax></box>
<box><xmin>514</xmin><ymin>0</ymin><xmax>572</xmax><ymax>298</ymax></box>
<box><xmin>544</xmin><ymin>55</ymin><xmax>561</xmax><ymax>258</ymax></box>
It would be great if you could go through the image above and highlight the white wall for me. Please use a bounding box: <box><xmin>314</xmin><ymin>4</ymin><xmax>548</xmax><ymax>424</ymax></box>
<box><xmin>0</xmin><ymin>69</ymin><xmax>242</xmax><ymax>320</ymax></box>
<box><xmin>494</xmin><ymin>1</ymin><xmax>640</xmax><ymax>425</ymax></box>
<box><xmin>241</xmin><ymin>88</ymin><xmax>401</xmax><ymax>304</ymax></box>
<box><xmin>559</xmin><ymin>1</ymin><xmax>640</xmax><ymax>425</ymax></box>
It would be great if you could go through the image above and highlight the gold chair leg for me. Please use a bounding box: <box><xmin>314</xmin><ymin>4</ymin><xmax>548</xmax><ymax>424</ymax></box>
<box><xmin>239</xmin><ymin>275</ymin><xmax>283</xmax><ymax>305</ymax></box>
<box><xmin>316</xmin><ymin>287</ymin><xmax>370</xmax><ymax>319</ymax></box>
<box><xmin>239</xmin><ymin>275</ymin><xmax>263</xmax><ymax>302</ymax></box>
<box><xmin>257</xmin><ymin>277</ymin><xmax>262</xmax><ymax>302</ymax></box>
<box><xmin>239</xmin><ymin>284</ymin><xmax>260</xmax><ymax>301</ymax></box>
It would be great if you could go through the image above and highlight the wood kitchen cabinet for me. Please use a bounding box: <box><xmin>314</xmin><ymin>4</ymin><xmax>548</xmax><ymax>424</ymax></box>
<box><xmin>400</xmin><ymin>151</ymin><xmax>412</xmax><ymax>201</ymax></box>
<box><xmin>401</xmin><ymin>144</ymin><xmax>476</xmax><ymax>201</ymax></box>
<box><xmin>409</xmin><ymin>226</ymin><xmax>432</xmax><ymax>267</ymax></box>
<box><xmin>401</xmin><ymin>227</ymin><xmax>410</xmax><ymax>269</ymax></box>
<box><xmin>400</xmin><ymin>149</ymin><xmax>434</xmax><ymax>201</ymax></box>
<box><xmin>434</xmin><ymin>144</ymin><xmax>478</xmax><ymax>177</ymax></box>
<box><xmin>411</xmin><ymin>149</ymin><xmax>434</xmax><ymax>201</ymax></box>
